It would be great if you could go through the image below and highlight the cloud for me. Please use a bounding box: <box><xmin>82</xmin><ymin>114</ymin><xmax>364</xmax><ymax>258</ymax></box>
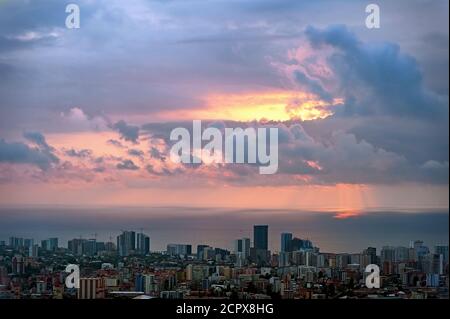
<box><xmin>116</xmin><ymin>159</ymin><xmax>139</xmax><ymax>170</ymax></box>
<box><xmin>293</xmin><ymin>70</ymin><xmax>332</xmax><ymax>102</ymax></box>
<box><xmin>64</xmin><ymin>148</ymin><xmax>93</xmax><ymax>158</ymax></box>
<box><xmin>107</xmin><ymin>139</ymin><xmax>125</xmax><ymax>148</ymax></box>
<box><xmin>149</xmin><ymin>147</ymin><xmax>166</xmax><ymax>161</ymax></box>
<box><xmin>24</xmin><ymin>131</ymin><xmax>51</xmax><ymax>148</ymax></box>
<box><xmin>112</xmin><ymin>120</ymin><xmax>140</xmax><ymax>144</ymax></box>
<box><xmin>60</xmin><ymin>107</ymin><xmax>109</xmax><ymax>132</ymax></box>
<box><xmin>304</xmin><ymin>25</ymin><xmax>447</xmax><ymax>119</ymax></box>
<box><xmin>418</xmin><ymin>160</ymin><xmax>449</xmax><ymax>184</ymax></box>
<box><xmin>272</xmin><ymin>25</ymin><xmax>449</xmax><ymax>182</ymax></box>
<box><xmin>128</xmin><ymin>149</ymin><xmax>144</xmax><ymax>157</ymax></box>
<box><xmin>0</xmin><ymin>138</ymin><xmax>58</xmax><ymax>170</ymax></box>
<box><xmin>23</xmin><ymin>131</ymin><xmax>59</xmax><ymax>165</ymax></box>
<box><xmin>146</xmin><ymin>164</ymin><xmax>181</xmax><ymax>176</ymax></box>
<box><xmin>139</xmin><ymin>119</ymin><xmax>449</xmax><ymax>185</ymax></box>
<box><xmin>422</xmin><ymin>160</ymin><xmax>449</xmax><ymax>170</ymax></box>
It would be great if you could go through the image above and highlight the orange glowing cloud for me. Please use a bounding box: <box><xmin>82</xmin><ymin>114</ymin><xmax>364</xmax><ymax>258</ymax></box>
<box><xmin>305</xmin><ymin>160</ymin><xmax>323</xmax><ymax>171</ymax></box>
<box><xmin>154</xmin><ymin>91</ymin><xmax>342</xmax><ymax>122</ymax></box>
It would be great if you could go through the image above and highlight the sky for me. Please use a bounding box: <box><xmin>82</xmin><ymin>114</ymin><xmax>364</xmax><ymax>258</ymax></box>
<box><xmin>0</xmin><ymin>0</ymin><xmax>448</xmax><ymax>213</ymax></box>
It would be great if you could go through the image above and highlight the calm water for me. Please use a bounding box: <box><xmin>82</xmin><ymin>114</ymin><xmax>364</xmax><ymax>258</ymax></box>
<box><xmin>0</xmin><ymin>206</ymin><xmax>448</xmax><ymax>253</ymax></box>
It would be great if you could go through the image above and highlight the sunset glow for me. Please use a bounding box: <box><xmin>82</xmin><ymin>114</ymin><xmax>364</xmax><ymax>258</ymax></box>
<box><xmin>0</xmin><ymin>0</ymin><xmax>447</xmax><ymax>213</ymax></box>
<box><xmin>154</xmin><ymin>91</ymin><xmax>340</xmax><ymax>122</ymax></box>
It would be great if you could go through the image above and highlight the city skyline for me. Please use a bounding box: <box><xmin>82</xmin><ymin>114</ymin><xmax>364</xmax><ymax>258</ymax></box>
<box><xmin>2</xmin><ymin>215</ymin><xmax>448</xmax><ymax>255</ymax></box>
<box><xmin>1</xmin><ymin>226</ymin><xmax>448</xmax><ymax>299</ymax></box>
<box><xmin>4</xmin><ymin>227</ymin><xmax>448</xmax><ymax>266</ymax></box>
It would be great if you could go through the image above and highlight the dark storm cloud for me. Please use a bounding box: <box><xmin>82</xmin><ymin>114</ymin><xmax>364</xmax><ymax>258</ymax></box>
<box><xmin>22</xmin><ymin>131</ymin><xmax>59</xmax><ymax>165</ymax></box>
<box><xmin>23</xmin><ymin>131</ymin><xmax>51</xmax><ymax>148</ymax></box>
<box><xmin>0</xmin><ymin>139</ymin><xmax>58</xmax><ymax>170</ymax></box>
<box><xmin>305</xmin><ymin>25</ymin><xmax>447</xmax><ymax>119</ymax></box>
<box><xmin>277</xmin><ymin>124</ymin><xmax>448</xmax><ymax>185</ymax></box>
<box><xmin>112</xmin><ymin>120</ymin><xmax>140</xmax><ymax>144</ymax></box>
<box><xmin>279</xmin><ymin>25</ymin><xmax>448</xmax><ymax>182</ymax></box>
<box><xmin>294</xmin><ymin>70</ymin><xmax>333</xmax><ymax>102</ymax></box>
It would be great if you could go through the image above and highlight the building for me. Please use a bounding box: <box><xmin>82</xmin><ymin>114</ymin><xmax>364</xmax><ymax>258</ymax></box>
<box><xmin>83</xmin><ymin>239</ymin><xmax>97</xmax><ymax>256</ymax></box>
<box><xmin>29</xmin><ymin>244</ymin><xmax>39</xmax><ymax>258</ymax></box>
<box><xmin>0</xmin><ymin>266</ymin><xmax>8</xmax><ymax>285</ymax></box>
<box><xmin>291</xmin><ymin>238</ymin><xmax>313</xmax><ymax>251</ymax></box>
<box><xmin>252</xmin><ymin>225</ymin><xmax>269</xmax><ymax>265</ymax></box>
<box><xmin>435</xmin><ymin>245</ymin><xmax>449</xmax><ymax>264</ymax></box>
<box><xmin>279</xmin><ymin>251</ymin><xmax>290</xmax><ymax>267</ymax></box>
<box><xmin>24</xmin><ymin>239</ymin><xmax>34</xmax><ymax>249</ymax></box>
<box><xmin>78</xmin><ymin>278</ymin><xmax>105</xmax><ymax>299</ymax></box>
<box><xmin>136</xmin><ymin>233</ymin><xmax>150</xmax><ymax>255</ymax></box>
<box><xmin>242</xmin><ymin>238</ymin><xmax>251</xmax><ymax>258</ymax></box>
<box><xmin>254</xmin><ymin>225</ymin><xmax>268</xmax><ymax>250</ymax></box>
<box><xmin>234</xmin><ymin>238</ymin><xmax>250</xmax><ymax>258</ymax></box>
<box><xmin>48</xmin><ymin>238</ymin><xmax>58</xmax><ymax>251</ymax></box>
<box><xmin>394</xmin><ymin>246</ymin><xmax>410</xmax><ymax>262</ymax></box>
<box><xmin>143</xmin><ymin>274</ymin><xmax>157</xmax><ymax>295</ymax></box>
<box><xmin>197</xmin><ymin>245</ymin><xmax>209</xmax><ymax>260</ymax></box>
<box><xmin>36</xmin><ymin>281</ymin><xmax>46</xmax><ymax>294</ymax></box>
<box><xmin>135</xmin><ymin>274</ymin><xmax>145</xmax><ymax>292</ymax></box>
<box><xmin>281</xmin><ymin>233</ymin><xmax>293</xmax><ymax>252</ymax></box>
<box><xmin>423</xmin><ymin>253</ymin><xmax>444</xmax><ymax>275</ymax></box>
<box><xmin>413</xmin><ymin>240</ymin><xmax>429</xmax><ymax>261</ymax></box>
<box><xmin>41</xmin><ymin>238</ymin><xmax>58</xmax><ymax>251</ymax></box>
<box><xmin>68</xmin><ymin>238</ymin><xmax>87</xmax><ymax>256</ymax></box>
<box><xmin>105</xmin><ymin>242</ymin><xmax>116</xmax><ymax>252</ymax></box>
<box><xmin>234</xmin><ymin>239</ymin><xmax>243</xmax><ymax>254</ymax></box>
<box><xmin>363</xmin><ymin>247</ymin><xmax>377</xmax><ymax>264</ymax></box>
<box><xmin>167</xmin><ymin>244</ymin><xmax>192</xmax><ymax>257</ymax></box>
<box><xmin>96</xmin><ymin>241</ymin><xmax>106</xmax><ymax>252</ymax></box>
<box><xmin>9</xmin><ymin>237</ymin><xmax>24</xmax><ymax>249</ymax></box>
<box><xmin>203</xmin><ymin>247</ymin><xmax>216</xmax><ymax>260</ymax></box>
<box><xmin>117</xmin><ymin>231</ymin><xmax>136</xmax><ymax>257</ymax></box>
<box><xmin>12</xmin><ymin>255</ymin><xmax>25</xmax><ymax>275</ymax></box>
<box><xmin>381</xmin><ymin>246</ymin><xmax>395</xmax><ymax>263</ymax></box>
